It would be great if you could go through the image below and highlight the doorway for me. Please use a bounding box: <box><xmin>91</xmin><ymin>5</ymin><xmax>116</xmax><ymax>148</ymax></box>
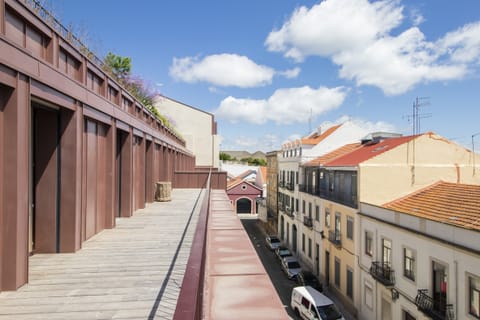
<box><xmin>433</xmin><ymin>261</ymin><xmax>447</xmax><ymax>315</ymax></box>
<box><xmin>292</xmin><ymin>224</ymin><xmax>297</xmax><ymax>253</ymax></box>
<box><xmin>30</xmin><ymin>104</ymin><xmax>60</xmax><ymax>254</ymax></box>
<box><xmin>325</xmin><ymin>251</ymin><xmax>330</xmax><ymax>287</ymax></box>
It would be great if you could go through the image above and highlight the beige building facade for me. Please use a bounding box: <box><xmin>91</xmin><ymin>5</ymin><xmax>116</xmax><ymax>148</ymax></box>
<box><xmin>154</xmin><ymin>96</ymin><xmax>220</xmax><ymax>168</ymax></box>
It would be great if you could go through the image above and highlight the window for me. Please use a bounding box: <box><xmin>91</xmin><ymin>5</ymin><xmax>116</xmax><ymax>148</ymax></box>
<box><xmin>347</xmin><ymin>268</ymin><xmax>353</xmax><ymax>300</ymax></box>
<box><xmin>365</xmin><ymin>231</ymin><xmax>373</xmax><ymax>256</ymax></box>
<box><xmin>296</xmin><ymin>171</ymin><xmax>299</xmax><ymax>184</ymax></box>
<box><xmin>335</xmin><ymin>213</ymin><xmax>341</xmax><ymax>233</ymax></box>
<box><xmin>308</xmin><ymin>238</ymin><xmax>312</xmax><ymax>258</ymax></box>
<box><xmin>315</xmin><ymin>205</ymin><xmax>320</xmax><ymax>221</ymax></box>
<box><xmin>308</xmin><ymin>202</ymin><xmax>312</xmax><ymax>218</ymax></box>
<box><xmin>347</xmin><ymin>217</ymin><xmax>354</xmax><ymax>240</ymax></box>
<box><xmin>301</xmin><ymin>297</ymin><xmax>310</xmax><ymax>308</ymax></box>
<box><xmin>470</xmin><ymin>275</ymin><xmax>480</xmax><ymax>319</ymax></box>
<box><xmin>325</xmin><ymin>208</ymin><xmax>330</xmax><ymax>228</ymax></box>
<box><xmin>302</xmin><ymin>234</ymin><xmax>305</xmax><ymax>252</ymax></box>
<box><xmin>334</xmin><ymin>258</ymin><xmax>341</xmax><ymax>287</ymax></box>
<box><xmin>382</xmin><ymin>238</ymin><xmax>392</xmax><ymax>265</ymax></box>
<box><xmin>403</xmin><ymin>248</ymin><xmax>416</xmax><ymax>281</ymax></box>
<box><xmin>403</xmin><ymin>310</ymin><xmax>416</xmax><ymax>320</ymax></box>
<box><xmin>296</xmin><ymin>199</ymin><xmax>299</xmax><ymax>212</ymax></box>
<box><xmin>302</xmin><ymin>200</ymin><xmax>305</xmax><ymax>213</ymax></box>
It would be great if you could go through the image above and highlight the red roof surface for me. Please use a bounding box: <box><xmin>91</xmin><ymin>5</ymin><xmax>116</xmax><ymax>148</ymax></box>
<box><xmin>384</xmin><ymin>181</ymin><xmax>480</xmax><ymax>231</ymax></box>
<box><xmin>304</xmin><ymin>143</ymin><xmax>362</xmax><ymax>167</ymax></box>
<box><xmin>325</xmin><ymin>135</ymin><xmax>418</xmax><ymax>167</ymax></box>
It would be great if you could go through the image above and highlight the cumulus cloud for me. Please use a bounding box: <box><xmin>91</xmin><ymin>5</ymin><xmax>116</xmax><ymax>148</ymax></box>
<box><xmin>265</xmin><ymin>0</ymin><xmax>480</xmax><ymax>95</ymax></box>
<box><xmin>214</xmin><ymin>86</ymin><xmax>347</xmax><ymax>125</ymax></box>
<box><xmin>169</xmin><ymin>53</ymin><xmax>299</xmax><ymax>88</ymax></box>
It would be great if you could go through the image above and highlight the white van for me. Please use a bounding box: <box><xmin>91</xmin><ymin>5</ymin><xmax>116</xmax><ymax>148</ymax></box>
<box><xmin>291</xmin><ymin>286</ymin><xmax>344</xmax><ymax>320</ymax></box>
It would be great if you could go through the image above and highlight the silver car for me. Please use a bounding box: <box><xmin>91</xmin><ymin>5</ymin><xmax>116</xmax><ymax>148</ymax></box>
<box><xmin>281</xmin><ymin>256</ymin><xmax>302</xmax><ymax>279</ymax></box>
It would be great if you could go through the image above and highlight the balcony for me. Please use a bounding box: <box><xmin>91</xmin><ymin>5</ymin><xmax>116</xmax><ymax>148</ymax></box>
<box><xmin>319</xmin><ymin>188</ymin><xmax>357</xmax><ymax>209</ymax></box>
<box><xmin>284</xmin><ymin>206</ymin><xmax>294</xmax><ymax>218</ymax></box>
<box><xmin>279</xmin><ymin>180</ymin><xmax>285</xmax><ymax>188</ymax></box>
<box><xmin>415</xmin><ymin>289</ymin><xmax>455</xmax><ymax>320</ymax></box>
<box><xmin>328</xmin><ymin>230</ymin><xmax>342</xmax><ymax>247</ymax></box>
<box><xmin>286</xmin><ymin>182</ymin><xmax>294</xmax><ymax>191</ymax></box>
<box><xmin>303</xmin><ymin>216</ymin><xmax>313</xmax><ymax>228</ymax></box>
<box><xmin>299</xmin><ymin>184</ymin><xmax>318</xmax><ymax>196</ymax></box>
<box><xmin>369</xmin><ymin>262</ymin><xmax>395</xmax><ymax>287</ymax></box>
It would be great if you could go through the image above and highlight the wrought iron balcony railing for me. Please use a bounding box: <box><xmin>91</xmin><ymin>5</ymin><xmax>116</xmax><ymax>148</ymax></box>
<box><xmin>369</xmin><ymin>261</ymin><xmax>395</xmax><ymax>287</ymax></box>
<box><xmin>286</xmin><ymin>182</ymin><xmax>294</xmax><ymax>191</ymax></box>
<box><xmin>303</xmin><ymin>216</ymin><xmax>313</xmax><ymax>228</ymax></box>
<box><xmin>415</xmin><ymin>289</ymin><xmax>455</xmax><ymax>320</ymax></box>
<box><xmin>328</xmin><ymin>230</ymin><xmax>341</xmax><ymax>247</ymax></box>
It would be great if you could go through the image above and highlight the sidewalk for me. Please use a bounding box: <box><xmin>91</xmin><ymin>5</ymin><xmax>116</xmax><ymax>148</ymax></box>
<box><xmin>0</xmin><ymin>189</ymin><xmax>204</xmax><ymax>320</ymax></box>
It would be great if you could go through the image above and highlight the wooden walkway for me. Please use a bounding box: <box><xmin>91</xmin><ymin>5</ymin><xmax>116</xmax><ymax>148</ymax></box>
<box><xmin>0</xmin><ymin>189</ymin><xmax>204</xmax><ymax>320</ymax></box>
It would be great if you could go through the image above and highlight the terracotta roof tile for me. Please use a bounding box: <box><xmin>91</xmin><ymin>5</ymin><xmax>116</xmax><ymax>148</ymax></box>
<box><xmin>304</xmin><ymin>143</ymin><xmax>362</xmax><ymax>167</ymax></box>
<box><xmin>258</xmin><ymin>166</ymin><xmax>267</xmax><ymax>183</ymax></box>
<box><xmin>325</xmin><ymin>135</ymin><xmax>418</xmax><ymax>167</ymax></box>
<box><xmin>227</xmin><ymin>178</ymin><xmax>243</xmax><ymax>189</ymax></box>
<box><xmin>384</xmin><ymin>181</ymin><xmax>480</xmax><ymax>231</ymax></box>
<box><xmin>300</xmin><ymin>124</ymin><xmax>341</xmax><ymax>145</ymax></box>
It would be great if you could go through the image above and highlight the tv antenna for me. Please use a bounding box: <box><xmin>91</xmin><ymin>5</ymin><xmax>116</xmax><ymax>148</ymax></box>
<box><xmin>403</xmin><ymin>97</ymin><xmax>432</xmax><ymax>135</ymax></box>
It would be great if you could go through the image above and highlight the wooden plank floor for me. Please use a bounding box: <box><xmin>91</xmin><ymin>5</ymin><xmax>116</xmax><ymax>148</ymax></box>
<box><xmin>0</xmin><ymin>189</ymin><xmax>204</xmax><ymax>320</ymax></box>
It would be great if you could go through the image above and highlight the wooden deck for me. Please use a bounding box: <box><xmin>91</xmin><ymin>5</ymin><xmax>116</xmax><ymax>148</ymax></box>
<box><xmin>0</xmin><ymin>189</ymin><xmax>204</xmax><ymax>320</ymax></box>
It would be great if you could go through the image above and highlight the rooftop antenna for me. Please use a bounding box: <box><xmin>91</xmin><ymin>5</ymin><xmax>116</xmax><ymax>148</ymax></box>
<box><xmin>403</xmin><ymin>97</ymin><xmax>432</xmax><ymax>135</ymax></box>
<box><xmin>402</xmin><ymin>97</ymin><xmax>432</xmax><ymax>185</ymax></box>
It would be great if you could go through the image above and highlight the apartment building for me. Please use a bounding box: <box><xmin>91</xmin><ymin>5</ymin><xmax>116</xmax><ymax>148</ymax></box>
<box><xmin>291</xmin><ymin>131</ymin><xmax>480</xmax><ymax>317</ymax></box>
<box><xmin>359</xmin><ymin>182</ymin><xmax>480</xmax><ymax>320</ymax></box>
<box><xmin>277</xmin><ymin>122</ymin><xmax>372</xmax><ymax>287</ymax></box>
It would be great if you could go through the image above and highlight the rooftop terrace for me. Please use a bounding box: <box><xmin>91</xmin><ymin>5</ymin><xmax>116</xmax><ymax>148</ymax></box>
<box><xmin>0</xmin><ymin>188</ymin><xmax>287</xmax><ymax>319</ymax></box>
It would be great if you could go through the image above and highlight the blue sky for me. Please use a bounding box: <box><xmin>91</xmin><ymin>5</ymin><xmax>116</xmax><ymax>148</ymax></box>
<box><xmin>51</xmin><ymin>0</ymin><xmax>480</xmax><ymax>152</ymax></box>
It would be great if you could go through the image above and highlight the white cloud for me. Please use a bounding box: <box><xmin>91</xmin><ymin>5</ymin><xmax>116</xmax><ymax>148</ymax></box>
<box><xmin>169</xmin><ymin>53</ymin><xmax>300</xmax><ymax>88</ymax></box>
<box><xmin>265</xmin><ymin>0</ymin><xmax>480</xmax><ymax>95</ymax></box>
<box><xmin>279</xmin><ymin>67</ymin><xmax>301</xmax><ymax>79</ymax></box>
<box><xmin>214</xmin><ymin>86</ymin><xmax>347</xmax><ymax>125</ymax></box>
<box><xmin>170</xmin><ymin>54</ymin><xmax>275</xmax><ymax>88</ymax></box>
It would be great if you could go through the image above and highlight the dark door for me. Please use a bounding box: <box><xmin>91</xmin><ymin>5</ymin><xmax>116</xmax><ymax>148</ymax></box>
<box><xmin>237</xmin><ymin>198</ymin><xmax>252</xmax><ymax>213</ymax></box>
<box><xmin>325</xmin><ymin>251</ymin><xmax>330</xmax><ymax>287</ymax></box>
<box><xmin>433</xmin><ymin>261</ymin><xmax>447</xmax><ymax>315</ymax></box>
<box><xmin>31</xmin><ymin>105</ymin><xmax>60</xmax><ymax>253</ymax></box>
<box><xmin>292</xmin><ymin>224</ymin><xmax>297</xmax><ymax>253</ymax></box>
<box><xmin>316</xmin><ymin>244</ymin><xmax>320</xmax><ymax>276</ymax></box>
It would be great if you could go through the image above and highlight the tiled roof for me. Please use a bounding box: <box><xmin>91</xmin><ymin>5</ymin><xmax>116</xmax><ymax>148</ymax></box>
<box><xmin>300</xmin><ymin>124</ymin><xmax>341</xmax><ymax>145</ymax></box>
<box><xmin>258</xmin><ymin>166</ymin><xmax>267</xmax><ymax>183</ymax></box>
<box><xmin>227</xmin><ymin>178</ymin><xmax>243</xmax><ymax>189</ymax></box>
<box><xmin>384</xmin><ymin>181</ymin><xmax>480</xmax><ymax>231</ymax></box>
<box><xmin>304</xmin><ymin>143</ymin><xmax>362</xmax><ymax>167</ymax></box>
<box><xmin>325</xmin><ymin>135</ymin><xmax>418</xmax><ymax>167</ymax></box>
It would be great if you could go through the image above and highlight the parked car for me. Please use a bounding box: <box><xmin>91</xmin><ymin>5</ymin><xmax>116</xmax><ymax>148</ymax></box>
<box><xmin>275</xmin><ymin>246</ymin><xmax>293</xmax><ymax>260</ymax></box>
<box><xmin>291</xmin><ymin>286</ymin><xmax>344</xmax><ymax>320</ymax></box>
<box><xmin>281</xmin><ymin>256</ymin><xmax>302</xmax><ymax>279</ymax></box>
<box><xmin>266</xmin><ymin>235</ymin><xmax>281</xmax><ymax>250</ymax></box>
<box><xmin>297</xmin><ymin>270</ymin><xmax>323</xmax><ymax>292</ymax></box>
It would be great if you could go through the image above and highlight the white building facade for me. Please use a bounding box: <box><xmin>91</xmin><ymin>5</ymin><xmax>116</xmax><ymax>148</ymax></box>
<box><xmin>358</xmin><ymin>202</ymin><xmax>480</xmax><ymax>320</ymax></box>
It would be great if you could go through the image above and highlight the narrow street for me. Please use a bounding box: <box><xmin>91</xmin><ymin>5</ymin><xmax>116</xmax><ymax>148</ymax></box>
<box><xmin>241</xmin><ymin>217</ymin><xmax>356</xmax><ymax>320</ymax></box>
<box><xmin>241</xmin><ymin>217</ymin><xmax>299</xmax><ymax>319</ymax></box>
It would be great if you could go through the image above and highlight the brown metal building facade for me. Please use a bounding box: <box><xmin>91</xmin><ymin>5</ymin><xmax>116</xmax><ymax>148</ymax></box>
<box><xmin>0</xmin><ymin>0</ymin><xmax>197</xmax><ymax>291</ymax></box>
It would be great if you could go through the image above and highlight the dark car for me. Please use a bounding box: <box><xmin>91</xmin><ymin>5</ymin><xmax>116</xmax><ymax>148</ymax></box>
<box><xmin>275</xmin><ymin>246</ymin><xmax>293</xmax><ymax>260</ymax></box>
<box><xmin>297</xmin><ymin>271</ymin><xmax>323</xmax><ymax>292</ymax></box>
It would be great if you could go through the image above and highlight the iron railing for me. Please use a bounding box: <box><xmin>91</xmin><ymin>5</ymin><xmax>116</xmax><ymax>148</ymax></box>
<box><xmin>415</xmin><ymin>289</ymin><xmax>455</xmax><ymax>320</ymax></box>
<box><xmin>303</xmin><ymin>216</ymin><xmax>313</xmax><ymax>228</ymax></box>
<box><xmin>328</xmin><ymin>230</ymin><xmax>341</xmax><ymax>247</ymax></box>
<box><xmin>369</xmin><ymin>261</ymin><xmax>395</xmax><ymax>287</ymax></box>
